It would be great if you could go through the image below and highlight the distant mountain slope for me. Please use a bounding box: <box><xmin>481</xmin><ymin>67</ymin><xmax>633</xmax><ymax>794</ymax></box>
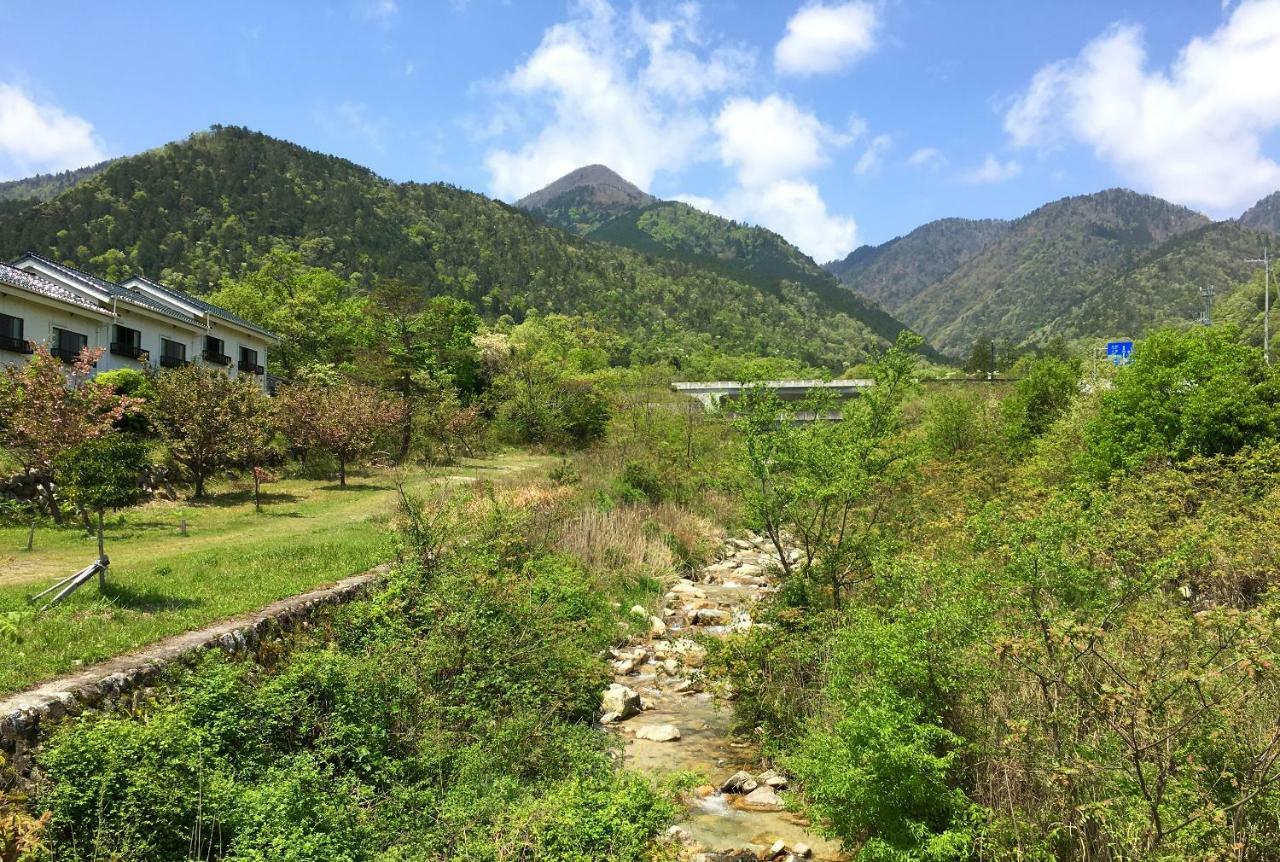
<box><xmin>1239</xmin><ymin>190</ymin><xmax>1280</xmax><ymax>237</ymax></box>
<box><xmin>824</xmin><ymin>217</ymin><xmax>1010</xmax><ymax>314</ymax></box>
<box><xmin>587</xmin><ymin>200</ymin><xmax>935</xmax><ymax>355</ymax></box>
<box><xmin>516</xmin><ymin>164</ymin><xmax>656</xmax><ymax>235</ymax></box>
<box><xmin>0</xmin><ymin>160</ymin><xmax>115</xmax><ymax>205</ymax></box>
<box><xmin>0</xmin><ymin>126</ymin><xmax>895</xmax><ymax>371</ymax></box>
<box><xmin>1060</xmin><ymin>221</ymin><xmax>1272</xmax><ymax>340</ymax></box>
<box><xmin>893</xmin><ymin>189</ymin><xmax>1210</xmax><ymax>354</ymax></box>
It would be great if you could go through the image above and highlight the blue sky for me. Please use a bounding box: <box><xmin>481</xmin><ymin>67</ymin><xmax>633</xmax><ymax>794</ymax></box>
<box><xmin>2</xmin><ymin>1</ymin><xmax>1278</xmax><ymax>260</ymax></box>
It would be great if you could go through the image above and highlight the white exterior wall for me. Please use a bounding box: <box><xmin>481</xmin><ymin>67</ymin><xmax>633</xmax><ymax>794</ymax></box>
<box><xmin>0</xmin><ymin>288</ymin><xmax>113</xmax><ymax>362</ymax></box>
<box><xmin>2</xmin><ymin>267</ymin><xmax>275</xmax><ymax>388</ymax></box>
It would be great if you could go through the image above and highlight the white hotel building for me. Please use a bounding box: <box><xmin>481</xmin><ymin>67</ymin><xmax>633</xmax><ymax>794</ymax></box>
<box><xmin>0</xmin><ymin>253</ymin><xmax>277</xmax><ymax>385</ymax></box>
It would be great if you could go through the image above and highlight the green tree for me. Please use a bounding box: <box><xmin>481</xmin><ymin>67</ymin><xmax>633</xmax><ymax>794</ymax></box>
<box><xmin>55</xmin><ymin>435</ymin><xmax>149</xmax><ymax>585</ymax></box>
<box><xmin>735</xmin><ymin>332</ymin><xmax>921</xmax><ymax>609</ymax></box>
<box><xmin>1084</xmin><ymin>326</ymin><xmax>1280</xmax><ymax>476</ymax></box>
<box><xmin>207</xmin><ymin>248</ymin><xmax>364</xmax><ymax>377</ymax></box>
<box><xmin>1002</xmin><ymin>355</ymin><xmax>1081</xmax><ymax>448</ymax></box>
<box><xmin>149</xmin><ymin>367</ymin><xmax>263</xmax><ymax>498</ymax></box>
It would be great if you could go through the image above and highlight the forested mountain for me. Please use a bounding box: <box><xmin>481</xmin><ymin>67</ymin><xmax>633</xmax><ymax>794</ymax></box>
<box><xmin>516</xmin><ymin>164</ymin><xmax>656</xmax><ymax>235</ymax></box>
<box><xmin>0</xmin><ymin>160</ymin><xmax>115</xmax><ymax>206</ymax></box>
<box><xmin>1239</xmin><ymin>190</ymin><xmax>1280</xmax><ymax>236</ymax></box>
<box><xmin>823</xmin><ymin>217</ymin><xmax>1010</xmax><ymax>313</ymax></box>
<box><xmin>0</xmin><ymin>126</ymin><xmax>896</xmax><ymax>371</ymax></box>
<box><xmin>823</xmin><ymin>189</ymin><xmax>1213</xmax><ymax>356</ymax></box>
<box><xmin>515</xmin><ymin>168</ymin><xmax>930</xmax><ymax>355</ymax></box>
<box><xmin>1061</xmin><ymin>220</ymin><xmax>1272</xmax><ymax>341</ymax></box>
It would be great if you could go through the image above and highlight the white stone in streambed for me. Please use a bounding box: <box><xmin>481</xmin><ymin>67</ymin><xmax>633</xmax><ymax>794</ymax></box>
<box><xmin>633</xmin><ymin>723</ymin><xmax>681</xmax><ymax>742</ymax></box>
<box><xmin>692</xmin><ymin>607</ymin><xmax>730</xmax><ymax>626</ymax></box>
<box><xmin>792</xmin><ymin>843</ymin><xmax>812</xmax><ymax>858</ymax></box>
<box><xmin>629</xmin><ymin>604</ymin><xmax>647</xmax><ymax>617</ymax></box>
<box><xmin>649</xmin><ymin>615</ymin><xmax>667</xmax><ymax>635</ymax></box>
<box><xmin>720</xmin><ymin>770</ymin><xmax>758</xmax><ymax>794</ymax></box>
<box><xmin>601</xmin><ymin>683</ymin><xmax>641</xmax><ymax>719</ymax></box>
<box><xmin>759</xmin><ymin>769</ymin><xmax>788</xmax><ymax>789</ymax></box>
<box><xmin>740</xmin><ymin>785</ymin><xmax>785</xmax><ymax>811</ymax></box>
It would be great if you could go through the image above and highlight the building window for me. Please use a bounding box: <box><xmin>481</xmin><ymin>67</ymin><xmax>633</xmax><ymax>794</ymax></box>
<box><xmin>111</xmin><ymin>325</ymin><xmax>147</xmax><ymax>360</ymax></box>
<box><xmin>238</xmin><ymin>346</ymin><xmax>263</xmax><ymax>375</ymax></box>
<box><xmin>203</xmin><ymin>335</ymin><xmax>231</xmax><ymax>366</ymax></box>
<box><xmin>52</xmin><ymin>328</ymin><xmax>88</xmax><ymax>363</ymax></box>
<box><xmin>160</xmin><ymin>338</ymin><xmax>187</xmax><ymax>368</ymax></box>
<box><xmin>0</xmin><ymin>313</ymin><xmax>30</xmax><ymax>354</ymax></box>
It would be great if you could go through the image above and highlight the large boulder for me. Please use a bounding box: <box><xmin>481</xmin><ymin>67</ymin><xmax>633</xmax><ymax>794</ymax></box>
<box><xmin>601</xmin><ymin>683</ymin><xmax>641</xmax><ymax>720</ymax></box>
<box><xmin>739</xmin><ymin>785</ymin><xmax>785</xmax><ymax>811</ymax></box>
<box><xmin>634</xmin><ymin>723</ymin><xmax>681</xmax><ymax>742</ymax></box>
<box><xmin>720</xmin><ymin>770</ymin><xmax>758</xmax><ymax>794</ymax></box>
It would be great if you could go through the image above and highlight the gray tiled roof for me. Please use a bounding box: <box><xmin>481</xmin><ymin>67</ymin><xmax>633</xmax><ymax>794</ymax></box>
<box><xmin>127</xmin><ymin>275</ymin><xmax>277</xmax><ymax>339</ymax></box>
<box><xmin>16</xmin><ymin>254</ymin><xmax>198</xmax><ymax>326</ymax></box>
<box><xmin>0</xmin><ymin>262</ymin><xmax>112</xmax><ymax>315</ymax></box>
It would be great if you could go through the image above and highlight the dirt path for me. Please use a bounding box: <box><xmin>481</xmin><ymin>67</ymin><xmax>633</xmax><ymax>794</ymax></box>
<box><xmin>605</xmin><ymin>536</ymin><xmax>842</xmax><ymax>862</ymax></box>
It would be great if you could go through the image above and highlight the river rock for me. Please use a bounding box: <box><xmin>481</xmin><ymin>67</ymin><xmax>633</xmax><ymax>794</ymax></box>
<box><xmin>629</xmin><ymin>604</ymin><xmax>647</xmax><ymax>617</ymax></box>
<box><xmin>759</xmin><ymin>769</ymin><xmax>788</xmax><ymax>789</ymax></box>
<box><xmin>766</xmin><ymin>840</ymin><xmax>787</xmax><ymax>859</ymax></box>
<box><xmin>601</xmin><ymin>683</ymin><xmax>641</xmax><ymax>719</ymax></box>
<box><xmin>791</xmin><ymin>843</ymin><xmax>812</xmax><ymax>859</ymax></box>
<box><xmin>649</xmin><ymin>615</ymin><xmax>667</xmax><ymax>636</ymax></box>
<box><xmin>634</xmin><ymin>723</ymin><xmax>681</xmax><ymax>742</ymax></box>
<box><xmin>692</xmin><ymin>607</ymin><xmax>730</xmax><ymax>626</ymax></box>
<box><xmin>739</xmin><ymin>785</ymin><xmax>785</xmax><ymax>811</ymax></box>
<box><xmin>720</xmin><ymin>770</ymin><xmax>758</xmax><ymax>793</ymax></box>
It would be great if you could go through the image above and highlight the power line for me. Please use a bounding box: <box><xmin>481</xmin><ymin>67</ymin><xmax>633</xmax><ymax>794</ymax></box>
<box><xmin>1245</xmin><ymin>246</ymin><xmax>1272</xmax><ymax>365</ymax></box>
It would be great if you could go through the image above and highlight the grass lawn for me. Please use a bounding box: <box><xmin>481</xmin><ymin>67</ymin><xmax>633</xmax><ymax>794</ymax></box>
<box><xmin>0</xmin><ymin>452</ymin><xmax>549</xmax><ymax>694</ymax></box>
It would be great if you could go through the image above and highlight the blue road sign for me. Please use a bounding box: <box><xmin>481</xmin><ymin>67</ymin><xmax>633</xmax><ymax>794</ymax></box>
<box><xmin>1106</xmin><ymin>340</ymin><xmax>1133</xmax><ymax>366</ymax></box>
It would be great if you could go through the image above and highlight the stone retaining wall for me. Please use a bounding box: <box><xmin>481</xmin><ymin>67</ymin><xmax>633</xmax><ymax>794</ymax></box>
<box><xmin>0</xmin><ymin>565</ymin><xmax>386</xmax><ymax>776</ymax></box>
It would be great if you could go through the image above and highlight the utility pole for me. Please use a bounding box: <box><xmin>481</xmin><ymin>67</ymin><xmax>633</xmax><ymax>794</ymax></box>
<box><xmin>989</xmin><ymin>338</ymin><xmax>996</xmax><ymax>383</ymax></box>
<box><xmin>1199</xmin><ymin>285</ymin><xmax>1216</xmax><ymax>326</ymax></box>
<box><xmin>1245</xmin><ymin>247</ymin><xmax>1272</xmax><ymax>364</ymax></box>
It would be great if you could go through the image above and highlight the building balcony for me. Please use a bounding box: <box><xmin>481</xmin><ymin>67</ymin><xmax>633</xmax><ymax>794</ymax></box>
<box><xmin>159</xmin><ymin>355</ymin><xmax>189</xmax><ymax>369</ymax></box>
<box><xmin>110</xmin><ymin>342</ymin><xmax>149</xmax><ymax>361</ymax></box>
<box><xmin>238</xmin><ymin>361</ymin><xmax>264</xmax><ymax>375</ymax></box>
<box><xmin>0</xmin><ymin>335</ymin><xmax>32</xmax><ymax>354</ymax></box>
<box><xmin>51</xmin><ymin>347</ymin><xmax>95</xmax><ymax>366</ymax></box>
<box><xmin>203</xmin><ymin>350</ymin><xmax>232</xmax><ymax>366</ymax></box>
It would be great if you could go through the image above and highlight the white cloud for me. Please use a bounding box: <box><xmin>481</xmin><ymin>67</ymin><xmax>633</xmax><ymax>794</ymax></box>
<box><xmin>961</xmin><ymin>154</ymin><xmax>1021</xmax><ymax>184</ymax></box>
<box><xmin>482</xmin><ymin>2</ymin><xmax>859</xmax><ymax>259</ymax></box>
<box><xmin>701</xmin><ymin>94</ymin><xmax>858</xmax><ymax>259</ymax></box>
<box><xmin>775</xmin><ymin>2</ymin><xmax>879</xmax><ymax>77</ymax></box>
<box><xmin>357</xmin><ymin>0</ymin><xmax>398</xmax><ymax>26</ymax></box>
<box><xmin>0</xmin><ymin>84</ymin><xmax>106</xmax><ymax>180</ymax></box>
<box><xmin>1004</xmin><ymin>0</ymin><xmax>1280</xmax><ymax>213</ymax></box>
<box><xmin>906</xmin><ymin>146</ymin><xmax>947</xmax><ymax>170</ymax></box>
<box><xmin>482</xmin><ymin>0</ymin><xmax>751</xmax><ymax>200</ymax></box>
<box><xmin>855</xmin><ymin>133</ymin><xmax>891</xmax><ymax>176</ymax></box>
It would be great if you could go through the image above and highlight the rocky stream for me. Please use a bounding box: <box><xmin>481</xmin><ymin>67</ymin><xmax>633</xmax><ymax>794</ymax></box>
<box><xmin>601</xmin><ymin>535</ymin><xmax>843</xmax><ymax>862</ymax></box>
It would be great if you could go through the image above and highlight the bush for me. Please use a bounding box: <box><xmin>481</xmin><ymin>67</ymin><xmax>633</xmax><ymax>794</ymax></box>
<box><xmin>1084</xmin><ymin>326</ymin><xmax>1280</xmax><ymax>476</ymax></box>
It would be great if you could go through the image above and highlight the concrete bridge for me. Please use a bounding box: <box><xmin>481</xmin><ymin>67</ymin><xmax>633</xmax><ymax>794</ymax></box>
<box><xmin>671</xmin><ymin>379</ymin><xmax>874</xmax><ymax>409</ymax></box>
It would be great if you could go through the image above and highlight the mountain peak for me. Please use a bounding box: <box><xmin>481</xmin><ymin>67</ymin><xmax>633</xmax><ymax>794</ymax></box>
<box><xmin>515</xmin><ymin>165</ymin><xmax>657</xmax><ymax>235</ymax></box>
<box><xmin>1239</xmin><ymin>189</ymin><xmax>1280</xmax><ymax>237</ymax></box>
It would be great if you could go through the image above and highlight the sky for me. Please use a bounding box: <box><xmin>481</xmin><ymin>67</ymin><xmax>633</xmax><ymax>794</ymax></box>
<box><xmin>3</xmin><ymin>0</ymin><xmax>1280</xmax><ymax>261</ymax></box>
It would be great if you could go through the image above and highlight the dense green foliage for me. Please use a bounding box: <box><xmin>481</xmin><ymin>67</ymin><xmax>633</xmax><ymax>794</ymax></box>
<box><xmin>33</xmin><ymin>489</ymin><xmax>677</xmax><ymax>861</ymax></box>
<box><xmin>588</xmin><ymin>201</ymin><xmax>929</xmax><ymax>355</ymax></box>
<box><xmin>0</xmin><ymin>160</ymin><xmax>114</xmax><ymax>206</ymax></box>
<box><xmin>0</xmin><ymin>126</ymin><xmax>898</xmax><ymax>371</ymax></box>
<box><xmin>710</xmin><ymin>325</ymin><xmax>1280</xmax><ymax>860</ymax></box>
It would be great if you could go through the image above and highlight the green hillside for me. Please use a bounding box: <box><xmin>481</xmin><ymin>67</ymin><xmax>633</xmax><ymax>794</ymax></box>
<box><xmin>585</xmin><ymin>201</ymin><xmax>937</xmax><ymax>356</ymax></box>
<box><xmin>0</xmin><ymin>126</ymin><xmax>891</xmax><ymax>372</ymax></box>
<box><xmin>894</xmin><ymin>189</ymin><xmax>1211</xmax><ymax>354</ymax></box>
<box><xmin>824</xmin><ymin>217</ymin><xmax>1010</xmax><ymax>313</ymax></box>
<box><xmin>0</xmin><ymin>159</ymin><xmax>115</xmax><ymax>206</ymax></box>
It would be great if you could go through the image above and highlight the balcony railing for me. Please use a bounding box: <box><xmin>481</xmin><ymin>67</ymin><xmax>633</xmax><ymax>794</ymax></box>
<box><xmin>110</xmin><ymin>342</ymin><xmax>149</xmax><ymax>361</ymax></box>
<box><xmin>203</xmin><ymin>350</ymin><xmax>232</xmax><ymax>366</ymax></box>
<box><xmin>159</xmin><ymin>355</ymin><xmax>189</xmax><ymax>369</ymax></box>
<box><xmin>0</xmin><ymin>335</ymin><xmax>32</xmax><ymax>354</ymax></box>
<box><xmin>239</xmin><ymin>361</ymin><xmax>264</xmax><ymax>375</ymax></box>
<box><xmin>51</xmin><ymin>347</ymin><xmax>95</xmax><ymax>366</ymax></box>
